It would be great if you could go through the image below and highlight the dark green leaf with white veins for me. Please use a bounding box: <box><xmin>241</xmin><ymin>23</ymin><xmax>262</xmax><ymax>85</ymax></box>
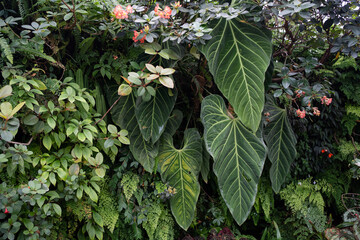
<box><xmin>201</xmin><ymin>95</ymin><xmax>267</xmax><ymax>225</ymax></box>
<box><xmin>263</xmin><ymin>95</ymin><xmax>296</xmax><ymax>193</ymax></box>
<box><xmin>200</xmin><ymin>18</ymin><xmax>272</xmax><ymax>132</ymax></box>
<box><xmin>158</xmin><ymin>128</ymin><xmax>202</xmax><ymax>230</ymax></box>
<box><xmin>135</xmin><ymin>87</ymin><xmax>177</xmax><ymax>144</ymax></box>
<box><xmin>105</xmin><ymin>84</ymin><xmax>158</xmax><ymax>172</ymax></box>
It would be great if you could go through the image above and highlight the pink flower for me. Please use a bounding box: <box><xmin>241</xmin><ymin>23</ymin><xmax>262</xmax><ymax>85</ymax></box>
<box><xmin>313</xmin><ymin>107</ymin><xmax>320</xmax><ymax>116</ymax></box>
<box><xmin>296</xmin><ymin>109</ymin><xmax>306</xmax><ymax>118</ymax></box>
<box><xmin>321</xmin><ymin>96</ymin><xmax>332</xmax><ymax>105</ymax></box>
<box><xmin>172</xmin><ymin>1</ymin><xmax>182</xmax><ymax>9</ymax></box>
<box><xmin>126</xmin><ymin>5</ymin><xmax>133</xmax><ymax>13</ymax></box>
<box><xmin>114</xmin><ymin>5</ymin><xmax>129</xmax><ymax>19</ymax></box>
<box><xmin>154</xmin><ymin>5</ymin><xmax>172</xmax><ymax>19</ymax></box>
<box><xmin>164</xmin><ymin>6</ymin><xmax>172</xmax><ymax>19</ymax></box>
<box><xmin>4</xmin><ymin>208</ymin><xmax>9</xmax><ymax>214</ymax></box>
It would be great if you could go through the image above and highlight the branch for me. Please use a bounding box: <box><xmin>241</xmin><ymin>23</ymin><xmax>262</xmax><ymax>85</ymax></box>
<box><xmin>94</xmin><ymin>96</ymin><xmax>122</xmax><ymax>125</ymax></box>
<box><xmin>1</xmin><ymin>137</ymin><xmax>33</xmax><ymax>146</ymax></box>
<box><xmin>61</xmin><ymin>0</ymin><xmax>77</xmax><ymax>29</ymax></box>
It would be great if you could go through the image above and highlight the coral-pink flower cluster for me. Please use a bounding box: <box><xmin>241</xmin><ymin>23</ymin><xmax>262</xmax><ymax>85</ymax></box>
<box><xmin>154</xmin><ymin>4</ymin><xmax>172</xmax><ymax>19</ymax></box>
<box><xmin>321</xmin><ymin>96</ymin><xmax>332</xmax><ymax>105</ymax></box>
<box><xmin>114</xmin><ymin>5</ymin><xmax>133</xmax><ymax>19</ymax></box>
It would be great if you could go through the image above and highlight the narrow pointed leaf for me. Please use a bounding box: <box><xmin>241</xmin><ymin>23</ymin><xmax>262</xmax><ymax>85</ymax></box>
<box><xmin>201</xmin><ymin>95</ymin><xmax>266</xmax><ymax>225</ymax></box>
<box><xmin>264</xmin><ymin>96</ymin><xmax>297</xmax><ymax>193</ymax></box>
<box><xmin>158</xmin><ymin>129</ymin><xmax>202</xmax><ymax>230</ymax></box>
<box><xmin>135</xmin><ymin>87</ymin><xmax>177</xmax><ymax>144</ymax></box>
<box><xmin>199</xmin><ymin>18</ymin><xmax>272</xmax><ymax>132</ymax></box>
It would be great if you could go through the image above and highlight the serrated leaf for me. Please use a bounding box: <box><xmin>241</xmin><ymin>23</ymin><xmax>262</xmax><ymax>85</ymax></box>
<box><xmin>201</xmin><ymin>95</ymin><xmax>266</xmax><ymax>225</ymax></box>
<box><xmin>158</xmin><ymin>129</ymin><xmax>202</xmax><ymax>230</ymax></box>
<box><xmin>263</xmin><ymin>96</ymin><xmax>297</xmax><ymax>193</ymax></box>
<box><xmin>135</xmin><ymin>87</ymin><xmax>177</xmax><ymax>143</ymax></box>
<box><xmin>199</xmin><ymin>18</ymin><xmax>272</xmax><ymax>132</ymax></box>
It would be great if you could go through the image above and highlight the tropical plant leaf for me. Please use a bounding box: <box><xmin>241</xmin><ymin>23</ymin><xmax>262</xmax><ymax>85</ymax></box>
<box><xmin>201</xmin><ymin>139</ymin><xmax>210</xmax><ymax>183</ymax></box>
<box><xmin>263</xmin><ymin>95</ymin><xmax>297</xmax><ymax>193</ymax></box>
<box><xmin>164</xmin><ymin>109</ymin><xmax>183</xmax><ymax>136</ymax></box>
<box><xmin>158</xmin><ymin>128</ymin><xmax>202</xmax><ymax>230</ymax></box>
<box><xmin>199</xmin><ymin>18</ymin><xmax>272</xmax><ymax>132</ymax></box>
<box><xmin>135</xmin><ymin>87</ymin><xmax>177</xmax><ymax>144</ymax></box>
<box><xmin>105</xmin><ymin>85</ymin><xmax>158</xmax><ymax>172</ymax></box>
<box><xmin>201</xmin><ymin>94</ymin><xmax>267</xmax><ymax>225</ymax></box>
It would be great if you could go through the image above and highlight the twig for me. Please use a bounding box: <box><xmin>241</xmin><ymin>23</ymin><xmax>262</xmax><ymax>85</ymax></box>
<box><xmin>61</xmin><ymin>0</ymin><xmax>77</xmax><ymax>29</ymax></box>
<box><xmin>94</xmin><ymin>96</ymin><xmax>122</xmax><ymax>125</ymax></box>
<box><xmin>350</xmin><ymin>135</ymin><xmax>360</xmax><ymax>156</ymax></box>
<box><xmin>2</xmin><ymin>137</ymin><xmax>33</xmax><ymax>146</ymax></box>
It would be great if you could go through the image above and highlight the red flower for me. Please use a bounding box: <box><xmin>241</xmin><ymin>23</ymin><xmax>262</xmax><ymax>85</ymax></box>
<box><xmin>328</xmin><ymin>153</ymin><xmax>333</xmax><ymax>158</ymax></box>
<box><xmin>133</xmin><ymin>30</ymin><xmax>146</xmax><ymax>43</ymax></box>
<box><xmin>321</xmin><ymin>149</ymin><xmax>325</xmax><ymax>153</ymax></box>
<box><xmin>4</xmin><ymin>208</ymin><xmax>9</xmax><ymax>214</ymax></box>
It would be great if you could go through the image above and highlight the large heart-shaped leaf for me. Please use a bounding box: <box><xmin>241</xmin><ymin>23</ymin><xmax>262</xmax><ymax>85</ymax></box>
<box><xmin>158</xmin><ymin>128</ymin><xmax>202</xmax><ymax>230</ymax></box>
<box><xmin>106</xmin><ymin>85</ymin><xmax>158</xmax><ymax>172</ymax></box>
<box><xmin>201</xmin><ymin>94</ymin><xmax>267</xmax><ymax>225</ymax></box>
<box><xmin>200</xmin><ymin>18</ymin><xmax>272</xmax><ymax>132</ymax></box>
<box><xmin>135</xmin><ymin>87</ymin><xmax>177</xmax><ymax>144</ymax></box>
<box><xmin>164</xmin><ymin>109</ymin><xmax>183</xmax><ymax>137</ymax></box>
<box><xmin>264</xmin><ymin>96</ymin><xmax>297</xmax><ymax>193</ymax></box>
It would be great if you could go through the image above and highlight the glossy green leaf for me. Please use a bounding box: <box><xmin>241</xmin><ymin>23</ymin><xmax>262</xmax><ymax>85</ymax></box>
<box><xmin>158</xmin><ymin>129</ymin><xmax>202</xmax><ymax>230</ymax></box>
<box><xmin>201</xmin><ymin>95</ymin><xmax>267</xmax><ymax>225</ymax></box>
<box><xmin>263</xmin><ymin>96</ymin><xmax>297</xmax><ymax>193</ymax></box>
<box><xmin>135</xmin><ymin>87</ymin><xmax>177</xmax><ymax>144</ymax></box>
<box><xmin>200</xmin><ymin>18</ymin><xmax>272</xmax><ymax>132</ymax></box>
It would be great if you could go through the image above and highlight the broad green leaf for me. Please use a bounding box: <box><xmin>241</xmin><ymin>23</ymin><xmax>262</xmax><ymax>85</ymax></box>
<box><xmin>135</xmin><ymin>87</ymin><xmax>177</xmax><ymax>144</ymax></box>
<box><xmin>93</xmin><ymin>212</ymin><xmax>104</xmax><ymax>227</ymax></box>
<box><xmin>200</xmin><ymin>18</ymin><xmax>272</xmax><ymax>132</ymax></box>
<box><xmin>118</xmin><ymin>84</ymin><xmax>132</xmax><ymax>96</ymax></box>
<box><xmin>53</xmin><ymin>203</ymin><xmax>62</xmax><ymax>216</ymax></box>
<box><xmin>158</xmin><ymin>129</ymin><xmax>202</xmax><ymax>230</ymax></box>
<box><xmin>43</xmin><ymin>135</ymin><xmax>52</xmax><ymax>150</ymax></box>
<box><xmin>201</xmin><ymin>95</ymin><xmax>267</xmax><ymax>226</ymax></box>
<box><xmin>106</xmin><ymin>85</ymin><xmax>158</xmax><ymax>172</ymax></box>
<box><xmin>164</xmin><ymin>109</ymin><xmax>183</xmax><ymax>137</ymax></box>
<box><xmin>263</xmin><ymin>96</ymin><xmax>297</xmax><ymax>193</ymax></box>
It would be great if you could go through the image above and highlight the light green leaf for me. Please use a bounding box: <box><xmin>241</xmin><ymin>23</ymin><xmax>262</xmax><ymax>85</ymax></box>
<box><xmin>118</xmin><ymin>84</ymin><xmax>132</xmax><ymax>96</ymax></box>
<box><xmin>53</xmin><ymin>203</ymin><xmax>62</xmax><ymax>216</ymax></box>
<box><xmin>263</xmin><ymin>96</ymin><xmax>297</xmax><ymax>193</ymax></box>
<box><xmin>200</xmin><ymin>18</ymin><xmax>272</xmax><ymax>132</ymax></box>
<box><xmin>158</xmin><ymin>129</ymin><xmax>202</xmax><ymax>230</ymax></box>
<box><xmin>47</xmin><ymin>117</ymin><xmax>56</xmax><ymax>129</ymax></box>
<box><xmin>43</xmin><ymin>135</ymin><xmax>52</xmax><ymax>150</ymax></box>
<box><xmin>159</xmin><ymin>76</ymin><xmax>174</xmax><ymax>89</ymax></box>
<box><xmin>135</xmin><ymin>87</ymin><xmax>177</xmax><ymax>144</ymax></box>
<box><xmin>201</xmin><ymin>95</ymin><xmax>267</xmax><ymax>225</ymax></box>
<box><xmin>95</xmin><ymin>167</ymin><xmax>105</xmax><ymax>178</ymax></box>
<box><xmin>93</xmin><ymin>212</ymin><xmax>104</xmax><ymax>227</ymax></box>
<box><xmin>0</xmin><ymin>37</ymin><xmax>13</xmax><ymax>64</ymax></box>
<box><xmin>0</xmin><ymin>85</ymin><xmax>12</xmax><ymax>99</ymax></box>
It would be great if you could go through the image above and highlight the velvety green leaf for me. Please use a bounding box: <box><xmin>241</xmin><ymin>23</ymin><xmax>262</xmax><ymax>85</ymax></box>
<box><xmin>264</xmin><ymin>96</ymin><xmax>297</xmax><ymax>193</ymax></box>
<box><xmin>164</xmin><ymin>109</ymin><xmax>183</xmax><ymax>136</ymax></box>
<box><xmin>136</xmin><ymin>87</ymin><xmax>177</xmax><ymax>144</ymax></box>
<box><xmin>200</xmin><ymin>18</ymin><xmax>272</xmax><ymax>132</ymax></box>
<box><xmin>106</xmin><ymin>86</ymin><xmax>159</xmax><ymax>172</ymax></box>
<box><xmin>158</xmin><ymin>129</ymin><xmax>202</xmax><ymax>230</ymax></box>
<box><xmin>201</xmin><ymin>139</ymin><xmax>210</xmax><ymax>183</ymax></box>
<box><xmin>201</xmin><ymin>95</ymin><xmax>267</xmax><ymax>226</ymax></box>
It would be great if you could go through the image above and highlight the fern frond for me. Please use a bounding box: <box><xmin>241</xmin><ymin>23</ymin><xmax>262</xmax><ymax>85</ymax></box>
<box><xmin>0</xmin><ymin>36</ymin><xmax>13</xmax><ymax>64</ymax></box>
<box><xmin>17</xmin><ymin>46</ymin><xmax>56</xmax><ymax>63</ymax></box>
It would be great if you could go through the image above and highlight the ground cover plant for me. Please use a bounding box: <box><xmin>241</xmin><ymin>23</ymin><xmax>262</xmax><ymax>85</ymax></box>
<box><xmin>0</xmin><ymin>0</ymin><xmax>360</xmax><ymax>239</ymax></box>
